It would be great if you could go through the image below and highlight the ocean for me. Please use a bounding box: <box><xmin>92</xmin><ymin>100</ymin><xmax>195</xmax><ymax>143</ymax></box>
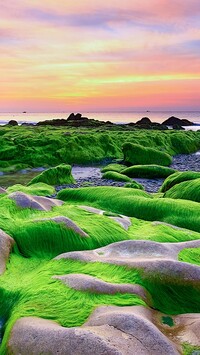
<box><xmin>0</xmin><ymin>111</ymin><xmax>200</xmax><ymax>130</ymax></box>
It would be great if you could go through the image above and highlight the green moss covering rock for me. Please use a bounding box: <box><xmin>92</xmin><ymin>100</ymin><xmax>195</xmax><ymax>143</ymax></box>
<box><xmin>121</xmin><ymin>165</ymin><xmax>176</xmax><ymax>178</ymax></box>
<box><xmin>0</xmin><ymin>126</ymin><xmax>199</xmax><ymax>170</ymax></box>
<box><xmin>101</xmin><ymin>163</ymin><xmax>127</xmax><ymax>173</ymax></box>
<box><xmin>28</xmin><ymin>164</ymin><xmax>75</xmax><ymax>186</ymax></box>
<box><xmin>178</xmin><ymin>247</ymin><xmax>200</xmax><ymax>266</ymax></box>
<box><xmin>160</xmin><ymin>171</ymin><xmax>200</xmax><ymax>193</ymax></box>
<box><xmin>124</xmin><ymin>181</ymin><xmax>144</xmax><ymax>190</ymax></box>
<box><xmin>163</xmin><ymin>178</ymin><xmax>200</xmax><ymax>203</ymax></box>
<box><xmin>7</xmin><ymin>183</ymin><xmax>55</xmax><ymax>196</ymax></box>
<box><xmin>57</xmin><ymin>186</ymin><xmax>200</xmax><ymax>232</ymax></box>
<box><xmin>122</xmin><ymin>143</ymin><xmax>172</xmax><ymax>166</ymax></box>
<box><xmin>102</xmin><ymin>171</ymin><xmax>132</xmax><ymax>182</ymax></box>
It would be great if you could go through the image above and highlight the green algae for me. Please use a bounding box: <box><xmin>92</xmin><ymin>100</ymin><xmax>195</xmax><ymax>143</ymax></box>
<box><xmin>121</xmin><ymin>164</ymin><xmax>176</xmax><ymax>178</ymax></box>
<box><xmin>183</xmin><ymin>343</ymin><xmax>200</xmax><ymax>355</ymax></box>
<box><xmin>178</xmin><ymin>248</ymin><xmax>200</xmax><ymax>266</ymax></box>
<box><xmin>57</xmin><ymin>186</ymin><xmax>200</xmax><ymax>233</ymax></box>
<box><xmin>160</xmin><ymin>171</ymin><xmax>200</xmax><ymax>193</ymax></box>
<box><xmin>102</xmin><ymin>171</ymin><xmax>132</xmax><ymax>182</ymax></box>
<box><xmin>124</xmin><ymin>181</ymin><xmax>144</xmax><ymax>190</ymax></box>
<box><xmin>0</xmin><ymin>255</ymin><xmax>145</xmax><ymax>354</ymax></box>
<box><xmin>0</xmin><ymin>126</ymin><xmax>199</xmax><ymax>170</ymax></box>
<box><xmin>163</xmin><ymin>178</ymin><xmax>200</xmax><ymax>203</ymax></box>
<box><xmin>0</xmin><ymin>185</ymin><xmax>200</xmax><ymax>352</ymax></box>
<box><xmin>28</xmin><ymin>164</ymin><xmax>75</xmax><ymax>186</ymax></box>
<box><xmin>101</xmin><ymin>163</ymin><xmax>127</xmax><ymax>173</ymax></box>
<box><xmin>7</xmin><ymin>183</ymin><xmax>55</xmax><ymax>196</ymax></box>
<box><xmin>122</xmin><ymin>142</ymin><xmax>172</xmax><ymax>166</ymax></box>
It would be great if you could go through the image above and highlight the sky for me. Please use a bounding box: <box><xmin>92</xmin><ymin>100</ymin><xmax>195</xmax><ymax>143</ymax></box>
<box><xmin>1</xmin><ymin>0</ymin><xmax>200</xmax><ymax>112</ymax></box>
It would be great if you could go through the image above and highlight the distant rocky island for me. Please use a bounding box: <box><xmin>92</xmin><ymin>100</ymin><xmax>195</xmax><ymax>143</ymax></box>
<box><xmin>6</xmin><ymin>113</ymin><xmax>195</xmax><ymax>129</ymax></box>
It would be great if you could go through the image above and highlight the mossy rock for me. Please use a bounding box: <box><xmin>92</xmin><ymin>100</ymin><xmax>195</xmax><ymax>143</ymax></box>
<box><xmin>28</xmin><ymin>164</ymin><xmax>75</xmax><ymax>186</ymax></box>
<box><xmin>102</xmin><ymin>171</ymin><xmax>132</xmax><ymax>182</ymax></box>
<box><xmin>178</xmin><ymin>247</ymin><xmax>200</xmax><ymax>266</ymax></box>
<box><xmin>7</xmin><ymin>183</ymin><xmax>55</xmax><ymax>196</ymax></box>
<box><xmin>121</xmin><ymin>165</ymin><xmax>176</xmax><ymax>178</ymax></box>
<box><xmin>160</xmin><ymin>171</ymin><xmax>200</xmax><ymax>193</ymax></box>
<box><xmin>163</xmin><ymin>178</ymin><xmax>200</xmax><ymax>203</ymax></box>
<box><xmin>124</xmin><ymin>181</ymin><xmax>144</xmax><ymax>190</ymax></box>
<box><xmin>122</xmin><ymin>143</ymin><xmax>172</xmax><ymax>167</ymax></box>
<box><xmin>57</xmin><ymin>186</ymin><xmax>200</xmax><ymax>232</ymax></box>
<box><xmin>101</xmin><ymin>163</ymin><xmax>127</xmax><ymax>173</ymax></box>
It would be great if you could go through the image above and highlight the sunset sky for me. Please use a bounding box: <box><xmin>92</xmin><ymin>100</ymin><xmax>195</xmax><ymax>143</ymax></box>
<box><xmin>1</xmin><ymin>0</ymin><xmax>200</xmax><ymax>112</ymax></box>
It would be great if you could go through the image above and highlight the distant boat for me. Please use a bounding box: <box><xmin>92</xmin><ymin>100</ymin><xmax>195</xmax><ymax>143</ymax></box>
<box><xmin>23</xmin><ymin>111</ymin><xmax>27</xmax><ymax>113</ymax></box>
<box><xmin>146</xmin><ymin>110</ymin><xmax>150</xmax><ymax>112</ymax></box>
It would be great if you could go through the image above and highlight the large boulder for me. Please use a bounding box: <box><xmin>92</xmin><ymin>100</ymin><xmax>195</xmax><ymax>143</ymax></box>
<box><xmin>162</xmin><ymin>116</ymin><xmax>194</xmax><ymax>126</ymax></box>
<box><xmin>28</xmin><ymin>164</ymin><xmax>75</xmax><ymax>186</ymax></box>
<box><xmin>122</xmin><ymin>143</ymin><xmax>172</xmax><ymax>166</ymax></box>
<box><xmin>7</xmin><ymin>120</ymin><xmax>18</xmax><ymax>126</ymax></box>
<box><xmin>121</xmin><ymin>165</ymin><xmax>176</xmax><ymax>178</ymax></box>
<box><xmin>160</xmin><ymin>171</ymin><xmax>200</xmax><ymax>193</ymax></box>
<box><xmin>163</xmin><ymin>178</ymin><xmax>200</xmax><ymax>203</ymax></box>
<box><xmin>67</xmin><ymin>113</ymin><xmax>88</xmax><ymax>121</ymax></box>
<box><xmin>8</xmin><ymin>310</ymin><xmax>179</xmax><ymax>355</ymax></box>
<box><xmin>136</xmin><ymin>117</ymin><xmax>152</xmax><ymax>125</ymax></box>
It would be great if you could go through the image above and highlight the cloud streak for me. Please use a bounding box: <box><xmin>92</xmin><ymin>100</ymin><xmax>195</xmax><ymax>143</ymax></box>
<box><xmin>0</xmin><ymin>0</ymin><xmax>200</xmax><ymax>111</ymax></box>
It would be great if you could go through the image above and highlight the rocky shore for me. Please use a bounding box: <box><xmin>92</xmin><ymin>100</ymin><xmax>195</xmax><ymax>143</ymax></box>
<box><xmin>55</xmin><ymin>151</ymin><xmax>200</xmax><ymax>194</ymax></box>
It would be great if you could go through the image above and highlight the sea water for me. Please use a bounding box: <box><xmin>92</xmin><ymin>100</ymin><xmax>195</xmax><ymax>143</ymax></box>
<box><xmin>0</xmin><ymin>111</ymin><xmax>199</xmax><ymax>128</ymax></box>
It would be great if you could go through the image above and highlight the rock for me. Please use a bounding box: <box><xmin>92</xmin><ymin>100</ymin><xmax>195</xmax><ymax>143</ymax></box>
<box><xmin>55</xmin><ymin>239</ymin><xmax>200</xmax><ymax>284</ymax></box>
<box><xmin>28</xmin><ymin>164</ymin><xmax>75</xmax><ymax>186</ymax></box>
<box><xmin>35</xmin><ymin>216</ymin><xmax>89</xmax><ymax>238</ymax></box>
<box><xmin>8</xmin><ymin>310</ymin><xmax>179</xmax><ymax>355</ymax></box>
<box><xmin>79</xmin><ymin>206</ymin><xmax>131</xmax><ymax>230</ymax></box>
<box><xmin>8</xmin><ymin>317</ymin><xmax>126</xmax><ymax>355</ymax></box>
<box><xmin>162</xmin><ymin>116</ymin><xmax>194</xmax><ymax>126</ymax></box>
<box><xmin>7</xmin><ymin>120</ymin><xmax>18</xmax><ymax>126</ymax></box>
<box><xmin>0</xmin><ymin>187</ymin><xmax>6</xmax><ymax>194</ymax></box>
<box><xmin>136</xmin><ymin>117</ymin><xmax>152</xmax><ymax>125</ymax></box>
<box><xmin>37</xmin><ymin>118</ymin><xmax>69</xmax><ymax>126</ymax></box>
<box><xmin>80</xmin><ymin>206</ymin><xmax>104</xmax><ymax>215</ymax></box>
<box><xmin>54</xmin><ymin>273</ymin><xmax>148</xmax><ymax>301</ymax></box>
<box><xmin>8</xmin><ymin>192</ymin><xmax>63</xmax><ymax>211</ymax></box>
<box><xmin>173</xmin><ymin>313</ymin><xmax>200</xmax><ymax>346</ymax></box>
<box><xmin>0</xmin><ymin>229</ymin><xmax>15</xmax><ymax>274</ymax></box>
<box><xmin>85</xmin><ymin>306</ymin><xmax>179</xmax><ymax>355</ymax></box>
<box><xmin>172</xmin><ymin>124</ymin><xmax>185</xmax><ymax>130</ymax></box>
<box><xmin>67</xmin><ymin>113</ymin><xmax>88</xmax><ymax>121</ymax></box>
<box><xmin>109</xmin><ymin>216</ymin><xmax>131</xmax><ymax>230</ymax></box>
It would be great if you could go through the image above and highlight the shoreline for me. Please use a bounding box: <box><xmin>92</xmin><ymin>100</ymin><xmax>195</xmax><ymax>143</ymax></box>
<box><xmin>0</xmin><ymin>152</ymin><xmax>199</xmax><ymax>193</ymax></box>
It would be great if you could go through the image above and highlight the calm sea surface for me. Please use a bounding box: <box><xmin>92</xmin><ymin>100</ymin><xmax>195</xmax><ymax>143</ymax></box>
<box><xmin>0</xmin><ymin>111</ymin><xmax>200</xmax><ymax>130</ymax></box>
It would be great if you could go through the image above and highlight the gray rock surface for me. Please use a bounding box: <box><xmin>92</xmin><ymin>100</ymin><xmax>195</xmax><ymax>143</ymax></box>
<box><xmin>54</xmin><ymin>273</ymin><xmax>148</xmax><ymax>301</ymax></box>
<box><xmin>55</xmin><ymin>239</ymin><xmax>200</xmax><ymax>284</ymax></box>
<box><xmin>80</xmin><ymin>206</ymin><xmax>131</xmax><ymax>230</ymax></box>
<box><xmin>9</xmin><ymin>191</ymin><xmax>63</xmax><ymax>211</ymax></box>
<box><xmin>35</xmin><ymin>216</ymin><xmax>89</xmax><ymax>238</ymax></box>
<box><xmin>0</xmin><ymin>187</ymin><xmax>6</xmax><ymax>194</ymax></box>
<box><xmin>0</xmin><ymin>229</ymin><xmax>15</xmax><ymax>274</ymax></box>
<box><xmin>8</xmin><ymin>309</ymin><xmax>179</xmax><ymax>355</ymax></box>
